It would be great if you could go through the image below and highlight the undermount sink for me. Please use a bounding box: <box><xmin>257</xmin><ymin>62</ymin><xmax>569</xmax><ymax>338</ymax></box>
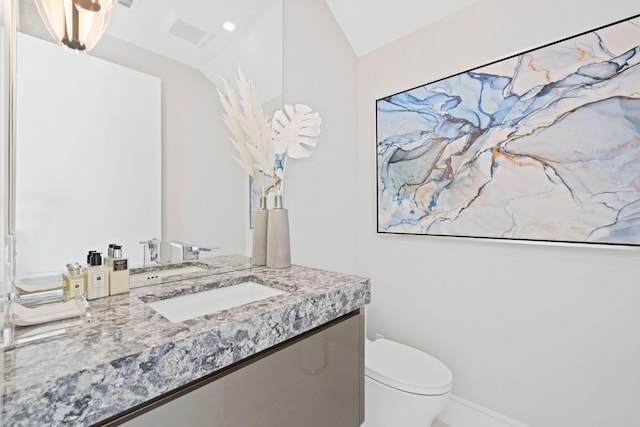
<box><xmin>146</xmin><ymin>281</ymin><xmax>285</xmax><ymax>323</ymax></box>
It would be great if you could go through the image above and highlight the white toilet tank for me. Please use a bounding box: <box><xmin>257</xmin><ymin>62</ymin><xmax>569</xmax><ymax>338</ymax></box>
<box><xmin>363</xmin><ymin>338</ymin><xmax>453</xmax><ymax>427</ymax></box>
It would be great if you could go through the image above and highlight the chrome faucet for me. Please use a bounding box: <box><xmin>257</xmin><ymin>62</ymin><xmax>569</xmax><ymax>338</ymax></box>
<box><xmin>140</xmin><ymin>239</ymin><xmax>216</xmax><ymax>265</ymax></box>
<box><xmin>168</xmin><ymin>241</ymin><xmax>216</xmax><ymax>261</ymax></box>
<box><xmin>139</xmin><ymin>238</ymin><xmax>160</xmax><ymax>266</ymax></box>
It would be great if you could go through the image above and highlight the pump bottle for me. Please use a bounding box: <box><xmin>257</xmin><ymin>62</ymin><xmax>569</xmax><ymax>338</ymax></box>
<box><xmin>106</xmin><ymin>244</ymin><xmax>129</xmax><ymax>295</ymax></box>
<box><xmin>85</xmin><ymin>251</ymin><xmax>109</xmax><ymax>300</ymax></box>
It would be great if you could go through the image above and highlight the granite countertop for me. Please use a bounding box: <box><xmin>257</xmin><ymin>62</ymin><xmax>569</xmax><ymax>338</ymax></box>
<box><xmin>2</xmin><ymin>255</ymin><xmax>370</xmax><ymax>426</ymax></box>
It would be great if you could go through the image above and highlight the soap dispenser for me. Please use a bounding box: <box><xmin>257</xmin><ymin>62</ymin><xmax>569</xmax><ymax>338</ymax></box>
<box><xmin>106</xmin><ymin>244</ymin><xmax>129</xmax><ymax>295</ymax></box>
<box><xmin>63</xmin><ymin>262</ymin><xmax>87</xmax><ymax>301</ymax></box>
<box><xmin>85</xmin><ymin>251</ymin><xmax>109</xmax><ymax>300</ymax></box>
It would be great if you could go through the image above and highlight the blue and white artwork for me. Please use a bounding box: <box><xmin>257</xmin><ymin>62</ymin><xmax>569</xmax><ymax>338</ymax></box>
<box><xmin>377</xmin><ymin>15</ymin><xmax>640</xmax><ymax>246</ymax></box>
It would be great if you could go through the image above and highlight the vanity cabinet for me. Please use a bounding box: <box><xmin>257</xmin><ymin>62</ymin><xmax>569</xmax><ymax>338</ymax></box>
<box><xmin>106</xmin><ymin>310</ymin><xmax>364</xmax><ymax>427</ymax></box>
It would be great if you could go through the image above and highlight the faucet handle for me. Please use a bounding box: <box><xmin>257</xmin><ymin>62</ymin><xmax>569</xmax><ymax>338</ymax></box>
<box><xmin>167</xmin><ymin>241</ymin><xmax>218</xmax><ymax>260</ymax></box>
<box><xmin>191</xmin><ymin>246</ymin><xmax>213</xmax><ymax>252</ymax></box>
<box><xmin>139</xmin><ymin>238</ymin><xmax>160</xmax><ymax>247</ymax></box>
<box><xmin>139</xmin><ymin>238</ymin><xmax>160</xmax><ymax>265</ymax></box>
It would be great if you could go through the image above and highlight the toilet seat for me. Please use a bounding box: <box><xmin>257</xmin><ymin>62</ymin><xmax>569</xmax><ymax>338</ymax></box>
<box><xmin>365</xmin><ymin>338</ymin><xmax>453</xmax><ymax>396</ymax></box>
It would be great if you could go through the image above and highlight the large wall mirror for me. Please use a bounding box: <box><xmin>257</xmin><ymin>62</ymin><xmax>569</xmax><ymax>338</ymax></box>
<box><xmin>14</xmin><ymin>0</ymin><xmax>283</xmax><ymax>275</ymax></box>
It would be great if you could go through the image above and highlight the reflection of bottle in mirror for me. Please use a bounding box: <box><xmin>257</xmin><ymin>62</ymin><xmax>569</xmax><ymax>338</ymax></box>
<box><xmin>106</xmin><ymin>244</ymin><xmax>129</xmax><ymax>295</ymax></box>
<box><xmin>63</xmin><ymin>262</ymin><xmax>87</xmax><ymax>301</ymax></box>
<box><xmin>85</xmin><ymin>251</ymin><xmax>109</xmax><ymax>300</ymax></box>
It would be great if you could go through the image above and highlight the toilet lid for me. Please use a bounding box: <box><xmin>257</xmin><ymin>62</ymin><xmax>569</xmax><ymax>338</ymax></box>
<box><xmin>365</xmin><ymin>338</ymin><xmax>453</xmax><ymax>395</ymax></box>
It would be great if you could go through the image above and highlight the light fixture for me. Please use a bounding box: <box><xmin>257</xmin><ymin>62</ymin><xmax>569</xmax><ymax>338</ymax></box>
<box><xmin>35</xmin><ymin>0</ymin><xmax>118</xmax><ymax>52</ymax></box>
<box><xmin>222</xmin><ymin>21</ymin><xmax>236</xmax><ymax>32</ymax></box>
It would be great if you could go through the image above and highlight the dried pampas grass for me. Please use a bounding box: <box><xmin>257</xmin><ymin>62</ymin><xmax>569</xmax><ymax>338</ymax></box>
<box><xmin>217</xmin><ymin>67</ymin><xmax>275</xmax><ymax>193</ymax></box>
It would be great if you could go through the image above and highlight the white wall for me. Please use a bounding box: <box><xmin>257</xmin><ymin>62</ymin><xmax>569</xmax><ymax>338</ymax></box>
<box><xmin>92</xmin><ymin>35</ymin><xmax>247</xmax><ymax>256</ymax></box>
<box><xmin>357</xmin><ymin>1</ymin><xmax>640</xmax><ymax>426</ymax></box>
<box><xmin>202</xmin><ymin>0</ymin><xmax>283</xmax><ymax>104</ymax></box>
<box><xmin>283</xmin><ymin>0</ymin><xmax>359</xmax><ymax>273</ymax></box>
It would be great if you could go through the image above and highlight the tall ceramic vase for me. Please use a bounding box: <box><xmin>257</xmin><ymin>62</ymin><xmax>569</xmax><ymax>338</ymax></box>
<box><xmin>266</xmin><ymin>194</ymin><xmax>291</xmax><ymax>268</ymax></box>
<box><xmin>252</xmin><ymin>196</ymin><xmax>268</xmax><ymax>266</ymax></box>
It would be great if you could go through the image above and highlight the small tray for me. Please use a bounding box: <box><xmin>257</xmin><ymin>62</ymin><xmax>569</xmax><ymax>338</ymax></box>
<box><xmin>10</xmin><ymin>291</ymin><xmax>91</xmax><ymax>347</ymax></box>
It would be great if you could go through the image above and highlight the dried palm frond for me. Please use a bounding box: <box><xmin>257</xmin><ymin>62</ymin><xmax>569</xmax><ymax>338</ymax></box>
<box><xmin>270</xmin><ymin>104</ymin><xmax>322</xmax><ymax>196</ymax></box>
<box><xmin>271</xmin><ymin>104</ymin><xmax>322</xmax><ymax>159</ymax></box>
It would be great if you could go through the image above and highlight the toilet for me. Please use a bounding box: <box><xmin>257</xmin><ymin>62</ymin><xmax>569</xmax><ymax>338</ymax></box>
<box><xmin>363</xmin><ymin>338</ymin><xmax>453</xmax><ymax>427</ymax></box>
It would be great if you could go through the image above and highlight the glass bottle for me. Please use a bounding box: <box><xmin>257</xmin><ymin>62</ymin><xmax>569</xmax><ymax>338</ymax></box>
<box><xmin>85</xmin><ymin>251</ymin><xmax>109</xmax><ymax>300</ymax></box>
<box><xmin>63</xmin><ymin>262</ymin><xmax>87</xmax><ymax>301</ymax></box>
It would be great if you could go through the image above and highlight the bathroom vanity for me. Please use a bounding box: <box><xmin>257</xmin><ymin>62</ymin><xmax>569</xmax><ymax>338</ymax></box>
<box><xmin>2</xmin><ymin>256</ymin><xmax>370</xmax><ymax>426</ymax></box>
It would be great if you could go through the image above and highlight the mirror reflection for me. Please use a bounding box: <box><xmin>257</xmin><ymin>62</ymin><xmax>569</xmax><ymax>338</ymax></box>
<box><xmin>15</xmin><ymin>0</ymin><xmax>283</xmax><ymax>276</ymax></box>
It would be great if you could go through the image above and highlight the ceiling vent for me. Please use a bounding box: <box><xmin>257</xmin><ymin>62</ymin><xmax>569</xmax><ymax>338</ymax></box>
<box><xmin>117</xmin><ymin>0</ymin><xmax>135</xmax><ymax>8</ymax></box>
<box><xmin>167</xmin><ymin>17</ymin><xmax>210</xmax><ymax>46</ymax></box>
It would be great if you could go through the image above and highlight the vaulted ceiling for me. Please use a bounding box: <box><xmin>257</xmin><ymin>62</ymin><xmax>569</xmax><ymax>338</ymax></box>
<box><xmin>324</xmin><ymin>0</ymin><xmax>480</xmax><ymax>56</ymax></box>
<box><xmin>104</xmin><ymin>0</ymin><xmax>481</xmax><ymax>64</ymax></box>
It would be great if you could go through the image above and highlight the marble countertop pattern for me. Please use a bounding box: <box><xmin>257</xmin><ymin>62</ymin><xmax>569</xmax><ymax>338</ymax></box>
<box><xmin>2</xmin><ymin>256</ymin><xmax>370</xmax><ymax>426</ymax></box>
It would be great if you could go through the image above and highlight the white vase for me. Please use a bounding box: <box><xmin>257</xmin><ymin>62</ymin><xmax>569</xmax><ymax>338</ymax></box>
<box><xmin>266</xmin><ymin>195</ymin><xmax>291</xmax><ymax>268</ymax></box>
<box><xmin>252</xmin><ymin>196</ymin><xmax>268</xmax><ymax>266</ymax></box>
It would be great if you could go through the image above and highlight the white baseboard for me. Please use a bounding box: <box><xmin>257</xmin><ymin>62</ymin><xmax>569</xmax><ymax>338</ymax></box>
<box><xmin>437</xmin><ymin>394</ymin><xmax>530</xmax><ymax>427</ymax></box>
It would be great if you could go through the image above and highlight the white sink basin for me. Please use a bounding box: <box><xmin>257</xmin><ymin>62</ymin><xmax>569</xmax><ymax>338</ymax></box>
<box><xmin>147</xmin><ymin>281</ymin><xmax>285</xmax><ymax>323</ymax></box>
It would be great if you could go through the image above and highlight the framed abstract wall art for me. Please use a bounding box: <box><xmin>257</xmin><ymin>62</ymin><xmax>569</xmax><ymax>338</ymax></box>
<box><xmin>376</xmin><ymin>15</ymin><xmax>640</xmax><ymax>247</ymax></box>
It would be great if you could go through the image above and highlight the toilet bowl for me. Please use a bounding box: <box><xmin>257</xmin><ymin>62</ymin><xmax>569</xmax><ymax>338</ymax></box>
<box><xmin>363</xmin><ymin>338</ymin><xmax>453</xmax><ymax>427</ymax></box>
